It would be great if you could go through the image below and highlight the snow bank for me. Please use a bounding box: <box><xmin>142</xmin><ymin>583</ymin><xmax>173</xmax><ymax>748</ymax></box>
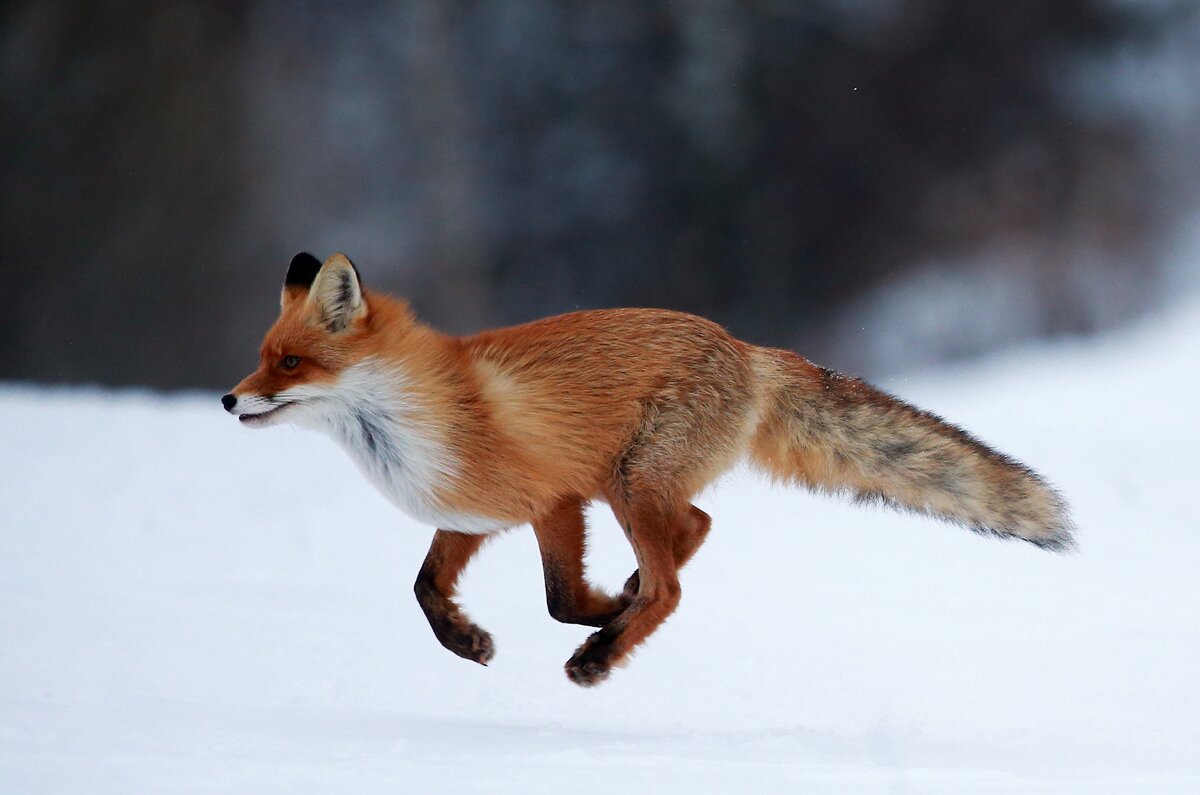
<box><xmin>2</xmin><ymin>303</ymin><xmax>1199</xmax><ymax>792</ymax></box>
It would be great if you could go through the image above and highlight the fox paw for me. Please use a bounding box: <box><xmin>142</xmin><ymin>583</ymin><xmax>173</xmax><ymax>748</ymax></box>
<box><xmin>564</xmin><ymin>632</ymin><xmax>616</xmax><ymax>687</ymax></box>
<box><xmin>440</xmin><ymin>623</ymin><xmax>495</xmax><ymax>666</ymax></box>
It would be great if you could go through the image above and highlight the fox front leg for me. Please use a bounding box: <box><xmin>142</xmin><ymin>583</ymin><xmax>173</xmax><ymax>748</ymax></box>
<box><xmin>413</xmin><ymin>529</ymin><xmax>494</xmax><ymax>665</ymax></box>
<box><xmin>532</xmin><ymin>496</ymin><xmax>631</xmax><ymax>627</ymax></box>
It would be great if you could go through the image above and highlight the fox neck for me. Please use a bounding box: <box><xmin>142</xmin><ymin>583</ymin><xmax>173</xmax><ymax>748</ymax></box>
<box><xmin>302</xmin><ymin>353</ymin><xmax>503</xmax><ymax>534</ymax></box>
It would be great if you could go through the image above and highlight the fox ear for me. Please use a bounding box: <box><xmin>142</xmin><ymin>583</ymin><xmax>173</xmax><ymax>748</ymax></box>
<box><xmin>281</xmin><ymin>251</ymin><xmax>322</xmax><ymax>309</ymax></box>
<box><xmin>285</xmin><ymin>252</ymin><xmax>322</xmax><ymax>287</ymax></box>
<box><xmin>306</xmin><ymin>253</ymin><xmax>367</xmax><ymax>332</ymax></box>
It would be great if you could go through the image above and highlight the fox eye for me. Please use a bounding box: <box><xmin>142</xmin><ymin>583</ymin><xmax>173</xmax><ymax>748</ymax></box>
<box><xmin>281</xmin><ymin>355</ymin><xmax>301</xmax><ymax>369</ymax></box>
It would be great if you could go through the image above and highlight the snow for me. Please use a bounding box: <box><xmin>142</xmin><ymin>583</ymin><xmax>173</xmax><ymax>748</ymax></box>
<box><xmin>3</xmin><ymin>302</ymin><xmax>1199</xmax><ymax>793</ymax></box>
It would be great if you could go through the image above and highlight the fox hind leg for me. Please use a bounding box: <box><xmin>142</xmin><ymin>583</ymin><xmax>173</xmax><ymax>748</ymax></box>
<box><xmin>672</xmin><ymin>504</ymin><xmax>712</xmax><ymax>569</ymax></box>
<box><xmin>621</xmin><ymin>503</ymin><xmax>712</xmax><ymax>599</ymax></box>
<box><xmin>566</xmin><ymin>496</ymin><xmax>686</xmax><ymax>686</ymax></box>
<box><xmin>573</xmin><ymin>390</ymin><xmax>742</xmax><ymax>686</ymax></box>
<box><xmin>414</xmin><ymin>529</ymin><xmax>494</xmax><ymax>665</ymax></box>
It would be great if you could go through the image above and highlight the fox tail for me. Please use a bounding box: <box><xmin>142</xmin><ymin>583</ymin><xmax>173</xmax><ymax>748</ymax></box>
<box><xmin>748</xmin><ymin>349</ymin><xmax>1075</xmax><ymax>551</ymax></box>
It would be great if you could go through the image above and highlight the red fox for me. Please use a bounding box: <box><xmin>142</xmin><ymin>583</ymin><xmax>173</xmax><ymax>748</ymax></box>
<box><xmin>225</xmin><ymin>252</ymin><xmax>1073</xmax><ymax>686</ymax></box>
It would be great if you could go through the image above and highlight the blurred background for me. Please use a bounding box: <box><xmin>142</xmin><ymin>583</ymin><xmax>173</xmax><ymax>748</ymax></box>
<box><xmin>3</xmin><ymin>0</ymin><xmax>1200</xmax><ymax>390</ymax></box>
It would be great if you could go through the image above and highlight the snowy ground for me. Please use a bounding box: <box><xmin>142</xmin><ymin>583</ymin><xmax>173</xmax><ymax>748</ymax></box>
<box><xmin>2</xmin><ymin>304</ymin><xmax>1199</xmax><ymax>793</ymax></box>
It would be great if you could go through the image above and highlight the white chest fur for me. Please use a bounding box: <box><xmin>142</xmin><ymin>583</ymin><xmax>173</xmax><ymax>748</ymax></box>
<box><xmin>299</xmin><ymin>360</ymin><xmax>505</xmax><ymax>534</ymax></box>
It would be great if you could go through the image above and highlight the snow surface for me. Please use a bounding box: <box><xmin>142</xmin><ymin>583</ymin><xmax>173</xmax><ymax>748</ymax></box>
<box><xmin>3</xmin><ymin>303</ymin><xmax>1199</xmax><ymax>793</ymax></box>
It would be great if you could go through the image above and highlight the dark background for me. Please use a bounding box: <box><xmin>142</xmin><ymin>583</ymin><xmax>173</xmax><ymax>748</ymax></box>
<box><xmin>4</xmin><ymin>0</ymin><xmax>1199</xmax><ymax>390</ymax></box>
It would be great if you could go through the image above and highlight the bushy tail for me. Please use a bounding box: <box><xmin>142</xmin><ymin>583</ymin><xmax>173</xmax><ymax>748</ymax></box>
<box><xmin>748</xmin><ymin>349</ymin><xmax>1075</xmax><ymax>550</ymax></box>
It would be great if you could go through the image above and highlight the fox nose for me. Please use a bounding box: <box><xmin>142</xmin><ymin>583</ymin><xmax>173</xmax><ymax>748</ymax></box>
<box><xmin>221</xmin><ymin>394</ymin><xmax>237</xmax><ymax>412</ymax></box>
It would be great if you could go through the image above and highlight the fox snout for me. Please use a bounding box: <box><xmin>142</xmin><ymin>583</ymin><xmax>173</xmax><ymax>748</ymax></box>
<box><xmin>222</xmin><ymin>389</ymin><xmax>298</xmax><ymax>427</ymax></box>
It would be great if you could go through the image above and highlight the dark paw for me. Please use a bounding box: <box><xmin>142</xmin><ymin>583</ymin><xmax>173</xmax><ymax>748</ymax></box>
<box><xmin>439</xmin><ymin>622</ymin><xmax>495</xmax><ymax>666</ymax></box>
<box><xmin>564</xmin><ymin>632</ymin><xmax>615</xmax><ymax>687</ymax></box>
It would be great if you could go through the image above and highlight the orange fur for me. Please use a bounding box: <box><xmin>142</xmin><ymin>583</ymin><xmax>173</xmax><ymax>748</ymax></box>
<box><xmin>227</xmin><ymin>253</ymin><xmax>1073</xmax><ymax>686</ymax></box>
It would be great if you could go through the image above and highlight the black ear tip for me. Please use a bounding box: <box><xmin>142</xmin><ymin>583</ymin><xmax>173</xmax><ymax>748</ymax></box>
<box><xmin>285</xmin><ymin>252</ymin><xmax>322</xmax><ymax>287</ymax></box>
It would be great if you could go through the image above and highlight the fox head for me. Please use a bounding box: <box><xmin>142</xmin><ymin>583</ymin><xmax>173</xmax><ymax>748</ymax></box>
<box><xmin>222</xmin><ymin>251</ymin><xmax>406</xmax><ymax>428</ymax></box>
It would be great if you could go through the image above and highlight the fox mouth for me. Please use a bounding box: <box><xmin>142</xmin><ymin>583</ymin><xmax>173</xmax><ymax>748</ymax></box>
<box><xmin>238</xmin><ymin>401</ymin><xmax>296</xmax><ymax>426</ymax></box>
